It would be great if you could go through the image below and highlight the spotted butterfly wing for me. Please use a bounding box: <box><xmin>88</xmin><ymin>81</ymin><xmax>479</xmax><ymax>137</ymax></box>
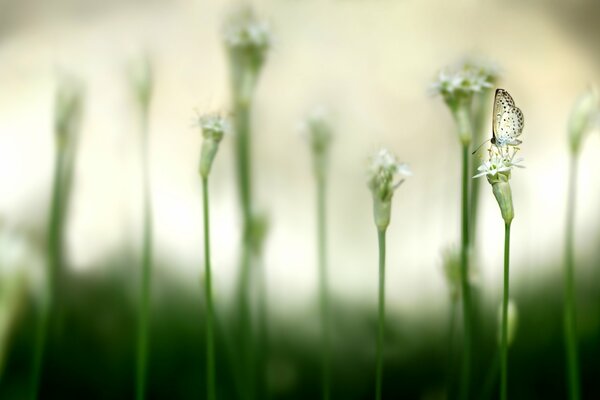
<box><xmin>492</xmin><ymin>88</ymin><xmax>524</xmax><ymax>146</ymax></box>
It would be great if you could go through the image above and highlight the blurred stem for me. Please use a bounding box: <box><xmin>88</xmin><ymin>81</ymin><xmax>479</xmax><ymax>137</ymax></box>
<box><xmin>445</xmin><ymin>299</ymin><xmax>458</xmax><ymax>397</ymax></box>
<box><xmin>30</xmin><ymin>142</ymin><xmax>67</xmax><ymax>399</ymax></box>
<box><xmin>375</xmin><ymin>228</ymin><xmax>387</xmax><ymax>400</ymax></box>
<box><xmin>459</xmin><ymin>144</ymin><xmax>473</xmax><ymax>400</ymax></box>
<box><xmin>469</xmin><ymin>91</ymin><xmax>493</xmax><ymax>246</ymax></box>
<box><xmin>564</xmin><ymin>154</ymin><xmax>581</xmax><ymax>400</ymax></box>
<box><xmin>257</xmin><ymin>256</ymin><xmax>269</xmax><ymax>400</ymax></box>
<box><xmin>202</xmin><ymin>177</ymin><xmax>216</xmax><ymax>400</ymax></box>
<box><xmin>136</xmin><ymin>110</ymin><xmax>153</xmax><ymax>400</ymax></box>
<box><xmin>234</xmin><ymin>97</ymin><xmax>255</xmax><ymax>400</ymax></box>
<box><xmin>316</xmin><ymin>171</ymin><xmax>331</xmax><ymax>400</ymax></box>
<box><xmin>500</xmin><ymin>222</ymin><xmax>511</xmax><ymax>400</ymax></box>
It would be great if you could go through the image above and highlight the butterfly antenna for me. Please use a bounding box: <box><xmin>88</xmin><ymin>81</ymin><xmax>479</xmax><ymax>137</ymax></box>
<box><xmin>471</xmin><ymin>138</ymin><xmax>491</xmax><ymax>155</ymax></box>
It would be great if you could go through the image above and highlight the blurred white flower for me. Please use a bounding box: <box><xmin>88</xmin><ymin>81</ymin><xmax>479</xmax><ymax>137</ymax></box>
<box><xmin>430</xmin><ymin>63</ymin><xmax>494</xmax><ymax>101</ymax></box>
<box><xmin>368</xmin><ymin>148</ymin><xmax>411</xmax><ymax>202</ymax></box>
<box><xmin>199</xmin><ymin>113</ymin><xmax>230</xmax><ymax>141</ymax></box>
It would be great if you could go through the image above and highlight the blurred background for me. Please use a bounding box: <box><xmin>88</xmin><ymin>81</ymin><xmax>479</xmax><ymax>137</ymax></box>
<box><xmin>1</xmin><ymin>0</ymin><xmax>600</xmax><ymax>398</ymax></box>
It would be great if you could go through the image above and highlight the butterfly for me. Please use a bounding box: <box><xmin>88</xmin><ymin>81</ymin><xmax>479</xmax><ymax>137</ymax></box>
<box><xmin>491</xmin><ymin>88</ymin><xmax>524</xmax><ymax>146</ymax></box>
<box><xmin>472</xmin><ymin>88</ymin><xmax>524</xmax><ymax>154</ymax></box>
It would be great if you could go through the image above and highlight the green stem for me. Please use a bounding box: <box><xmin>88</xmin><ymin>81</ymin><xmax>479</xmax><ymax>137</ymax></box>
<box><xmin>445</xmin><ymin>299</ymin><xmax>458</xmax><ymax>397</ymax></box>
<box><xmin>234</xmin><ymin>98</ymin><xmax>255</xmax><ymax>400</ymax></box>
<box><xmin>564</xmin><ymin>155</ymin><xmax>581</xmax><ymax>400</ymax></box>
<box><xmin>459</xmin><ymin>144</ymin><xmax>472</xmax><ymax>400</ymax></box>
<box><xmin>256</xmin><ymin>257</ymin><xmax>269</xmax><ymax>400</ymax></box>
<box><xmin>137</xmin><ymin>112</ymin><xmax>153</xmax><ymax>400</ymax></box>
<box><xmin>317</xmin><ymin>172</ymin><xmax>331</xmax><ymax>400</ymax></box>
<box><xmin>30</xmin><ymin>144</ymin><xmax>66</xmax><ymax>399</ymax></box>
<box><xmin>375</xmin><ymin>228</ymin><xmax>387</xmax><ymax>400</ymax></box>
<box><xmin>202</xmin><ymin>177</ymin><xmax>216</xmax><ymax>400</ymax></box>
<box><xmin>500</xmin><ymin>222</ymin><xmax>511</xmax><ymax>400</ymax></box>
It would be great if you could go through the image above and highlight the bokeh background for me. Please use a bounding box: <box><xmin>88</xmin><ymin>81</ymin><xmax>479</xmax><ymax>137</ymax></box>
<box><xmin>1</xmin><ymin>0</ymin><xmax>600</xmax><ymax>398</ymax></box>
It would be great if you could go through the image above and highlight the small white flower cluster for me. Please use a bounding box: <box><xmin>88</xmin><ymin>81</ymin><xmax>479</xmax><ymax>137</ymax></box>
<box><xmin>473</xmin><ymin>146</ymin><xmax>524</xmax><ymax>181</ymax></box>
<box><xmin>198</xmin><ymin>113</ymin><xmax>229</xmax><ymax>178</ymax></box>
<box><xmin>431</xmin><ymin>66</ymin><xmax>493</xmax><ymax>100</ymax></box>
<box><xmin>223</xmin><ymin>9</ymin><xmax>271</xmax><ymax>53</ymax></box>
<box><xmin>368</xmin><ymin>148</ymin><xmax>412</xmax><ymax>202</ymax></box>
<box><xmin>199</xmin><ymin>114</ymin><xmax>229</xmax><ymax>141</ymax></box>
<box><xmin>367</xmin><ymin>148</ymin><xmax>411</xmax><ymax>230</ymax></box>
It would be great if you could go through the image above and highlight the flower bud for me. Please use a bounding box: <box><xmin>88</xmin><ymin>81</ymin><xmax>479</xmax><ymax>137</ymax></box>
<box><xmin>568</xmin><ymin>87</ymin><xmax>599</xmax><ymax>154</ymax></box>
<box><xmin>129</xmin><ymin>54</ymin><xmax>153</xmax><ymax>116</ymax></box>
<box><xmin>199</xmin><ymin>114</ymin><xmax>228</xmax><ymax>178</ymax></box>
<box><xmin>54</xmin><ymin>77</ymin><xmax>84</xmax><ymax>150</ymax></box>
<box><xmin>301</xmin><ymin>107</ymin><xmax>333</xmax><ymax>179</ymax></box>
<box><xmin>491</xmin><ymin>179</ymin><xmax>514</xmax><ymax>224</ymax></box>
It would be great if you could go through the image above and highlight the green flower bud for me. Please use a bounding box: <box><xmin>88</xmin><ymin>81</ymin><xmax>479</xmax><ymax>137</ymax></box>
<box><xmin>491</xmin><ymin>179</ymin><xmax>514</xmax><ymax>225</ymax></box>
<box><xmin>568</xmin><ymin>87</ymin><xmax>599</xmax><ymax>154</ymax></box>
<box><xmin>199</xmin><ymin>114</ymin><xmax>228</xmax><ymax>178</ymax></box>
<box><xmin>54</xmin><ymin>77</ymin><xmax>84</xmax><ymax>150</ymax></box>
<box><xmin>128</xmin><ymin>54</ymin><xmax>153</xmax><ymax>116</ymax></box>
<box><xmin>301</xmin><ymin>107</ymin><xmax>333</xmax><ymax>179</ymax></box>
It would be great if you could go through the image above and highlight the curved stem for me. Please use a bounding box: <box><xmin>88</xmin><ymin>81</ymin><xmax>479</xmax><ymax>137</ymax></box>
<box><xmin>375</xmin><ymin>228</ymin><xmax>387</xmax><ymax>400</ymax></box>
<box><xmin>500</xmin><ymin>222</ymin><xmax>511</xmax><ymax>400</ymax></box>
<box><xmin>137</xmin><ymin>111</ymin><xmax>153</xmax><ymax>400</ymax></box>
<box><xmin>564</xmin><ymin>155</ymin><xmax>581</xmax><ymax>400</ymax></box>
<box><xmin>459</xmin><ymin>144</ymin><xmax>472</xmax><ymax>400</ymax></box>
<box><xmin>317</xmin><ymin>173</ymin><xmax>330</xmax><ymax>400</ymax></box>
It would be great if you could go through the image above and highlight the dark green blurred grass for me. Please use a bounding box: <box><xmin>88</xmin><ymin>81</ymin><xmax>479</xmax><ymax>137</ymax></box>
<box><xmin>1</xmin><ymin>249</ymin><xmax>600</xmax><ymax>399</ymax></box>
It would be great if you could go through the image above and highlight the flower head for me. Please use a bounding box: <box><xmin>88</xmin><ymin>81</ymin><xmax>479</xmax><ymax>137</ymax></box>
<box><xmin>54</xmin><ymin>75</ymin><xmax>84</xmax><ymax>148</ymax></box>
<box><xmin>367</xmin><ymin>148</ymin><xmax>411</xmax><ymax>230</ymax></box>
<box><xmin>128</xmin><ymin>54</ymin><xmax>153</xmax><ymax>115</ymax></box>
<box><xmin>568</xmin><ymin>86</ymin><xmax>599</xmax><ymax>154</ymax></box>
<box><xmin>431</xmin><ymin>60</ymin><xmax>495</xmax><ymax>111</ymax></box>
<box><xmin>473</xmin><ymin>146</ymin><xmax>524</xmax><ymax>183</ymax></box>
<box><xmin>199</xmin><ymin>113</ymin><xmax>230</xmax><ymax>142</ymax></box>
<box><xmin>198</xmin><ymin>113</ymin><xmax>229</xmax><ymax>178</ymax></box>
<box><xmin>223</xmin><ymin>6</ymin><xmax>271</xmax><ymax>104</ymax></box>
<box><xmin>474</xmin><ymin>145</ymin><xmax>523</xmax><ymax>223</ymax></box>
<box><xmin>301</xmin><ymin>107</ymin><xmax>333</xmax><ymax>178</ymax></box>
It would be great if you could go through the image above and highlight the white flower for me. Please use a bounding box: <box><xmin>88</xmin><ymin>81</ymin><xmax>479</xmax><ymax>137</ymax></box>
<box><xmin>367</xmin><ymin>148</ymin><xmax>411</xmax><ymax>230</ymax></box>
<box><xmin>368</xmin><ymin>148</ymin><xmax>411</xmax><ymax>201</ymax></box>
<box><xmin>199</xmin><ymin>114</ymin><xmax>229</xmax><ymax>141</ymax></box>
<box><xmin>223</xmin><ymin>8</ymin><xmax>271</xmax><ymax>53</ymax></box>
<box><xmin>430</xmin><ymin>65</ymin><xmax>493</xmax><ymax>98</ymax></box>
<box><xmin>473</xmin><ymin>146</ymin><xmax>524</xmax><ymax>179</ymax></box>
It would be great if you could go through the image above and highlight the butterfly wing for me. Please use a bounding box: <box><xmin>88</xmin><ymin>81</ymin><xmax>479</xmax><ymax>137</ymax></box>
<box><xmin>492</xmin><ymin>89</ymin><xmax>515</xmax><ymax>140</ymax></box>
<box><xmin>496</xmin><ymin>106</ymin><xmax>524</xmax><ymax>146</ymax></box>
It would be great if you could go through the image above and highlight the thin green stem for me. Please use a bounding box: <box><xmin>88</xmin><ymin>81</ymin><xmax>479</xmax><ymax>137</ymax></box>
<box><xmin>445</xmin><ymin>299</ymin><xmax>458</xmax><ymax>397</ymax></box>
<box><xmin>500</xmin><ymin>222</ymin><xmax>511</xmax><ymax>400</ymax></box>
<box><xmin>256</xmin><ymin>257</ymin><xmax>269</xmax><ymax>400</ymax></box>
<box><xmin>375</xmin><ymin>228</ymin><xmax>387</xmax><ymax>400</ymax></box>
<box><xmin>459</xmin><ymin>144</ymin><xmax>472</xmax><ymax>400</ymax></box>
<box><xmin>137</xmin><ymin>112</ymin><xmax>153</xmax><ymax>400</ymax></box>
<box><xmin>202</xmin><ymin>177</ymin><xmax>216</xmax><ymax>400</ymax></box>
<box><xmin>317</xmin><ymin>172</ymin><xmax>331</xmax><ymax>400</ymax></box>
<box><xmin>564</xmin><ymin>155</ymin><xmax>581</xmax><ymax>400</ymax></box>
<box><xmin>234</xmin><ymin>98</ymin><xmax>255</xmax><ymax>400</ymax></box>
<box><xmin>30</xmin><ymin>144</ymin><xmax>66</xmax><ymax>399</ymax></box>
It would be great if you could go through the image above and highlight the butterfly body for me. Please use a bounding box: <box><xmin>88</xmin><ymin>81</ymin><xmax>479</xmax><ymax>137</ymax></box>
<box><xmin>491</xmin><ymin>88</ymin><xmax>524</xmax><ymax>147</ymax></box>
